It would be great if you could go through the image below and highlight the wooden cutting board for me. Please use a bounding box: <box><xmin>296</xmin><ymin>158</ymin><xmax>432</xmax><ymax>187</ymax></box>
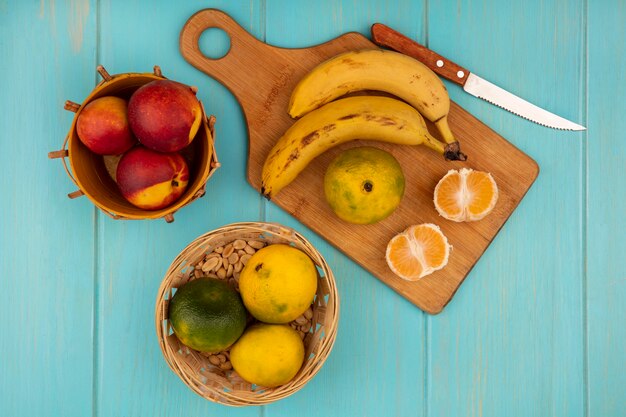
<box><xmin>180</xmin><ymin>9</ymin><xmax>539</xmax><ymax>314</ymax></box>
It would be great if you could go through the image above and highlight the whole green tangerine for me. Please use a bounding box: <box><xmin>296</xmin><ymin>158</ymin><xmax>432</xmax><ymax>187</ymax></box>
<box><xmin>323</xmin><ymin>146</ymin><xmax>405</xmax><ymax>225</ymax></box>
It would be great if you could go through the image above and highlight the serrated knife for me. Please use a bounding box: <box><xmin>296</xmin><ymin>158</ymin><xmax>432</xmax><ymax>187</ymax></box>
<box><xmin>371</xmin><ymin>23</ymin><xmax>585</xmax><ymax>131</ymax></box>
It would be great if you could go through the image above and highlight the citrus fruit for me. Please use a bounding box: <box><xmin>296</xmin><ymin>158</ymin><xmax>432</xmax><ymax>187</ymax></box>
<box><xmin>324</xmin><ymin>146</ymin><xmax>405</xmax><ymax>224</ymax></box>
<box><xmin>239</xmin><ymin>244</ymin><xmax>317</xmax><ymax>324</ymax></box>
<box><xmin>433</xmin><ymin>168</ymin><xmax>498</xmax><ymax>222</ymax></box>
<box><xmin>386</xmin><ymin>223</ymin><xmax>451</xmax><ymax>281</ymax></box>
<box><xmin>168</xmin><ymin>278</ymin><xmax>247</xmax><ymax>353</ymax></box>
<box><xmin>230</xmin><ymin>324</ymin><xmax>305</xmax><ymax>388</ymax></box>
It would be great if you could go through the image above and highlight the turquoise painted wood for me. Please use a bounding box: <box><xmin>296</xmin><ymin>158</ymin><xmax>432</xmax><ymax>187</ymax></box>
<box><xmin>0</xmin><ymin>1</ymin><xmax>97</xmax><ymax>416</ymax></box>
<box><xmin>427</xmin><ymin>1</ymin><xmax>586</xmax><ymax>416</ymax></box>
<box><xmin>0</xmin><ymin>1</ymin><xmax>624</xmax><ymax>416</ymax></box>
<box><xmin>587</xmin><ymin>2</ymin><xmax>626</xmax><ymax>416</ymax></box>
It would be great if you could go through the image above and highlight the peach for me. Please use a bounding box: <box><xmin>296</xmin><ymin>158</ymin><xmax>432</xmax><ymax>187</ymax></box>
<box><xmin>128</xmin><ymin>80</ymin><xmax>202</xmax><ymax>153</ymax></box>
<box><xmin>76</xmin><ymin>96</ymin><xmax>136</xmax><ymax>155</ymax></box>
<box><xmin>116</xmin><ymin>146</ymin><xmax>189</xmax><ymax>210</ymax></box>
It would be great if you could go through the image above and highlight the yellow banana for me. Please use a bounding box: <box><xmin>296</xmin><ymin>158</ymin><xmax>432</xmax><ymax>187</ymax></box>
<box><xmin>288</xmin><ymin>49</ymin><xmax>458</xmax><ymax>146</ymax></box>
<box><xmin>262</xmin><ymin>96</ymin><xmax>465</xmax><ymax>199</ymax></box>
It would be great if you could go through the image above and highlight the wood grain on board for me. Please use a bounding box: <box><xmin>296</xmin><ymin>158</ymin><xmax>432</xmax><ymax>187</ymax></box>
<box><xmin>180</xmin><ymin>9</ymin><xmax>539</xmax><ymax>314</ymax></box>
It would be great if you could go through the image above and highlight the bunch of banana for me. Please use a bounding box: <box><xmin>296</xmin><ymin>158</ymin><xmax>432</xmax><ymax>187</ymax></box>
<box><xmin>289</xmin><ymin>49</ymin><xmax>458</xmax><ymax>145</ymax></box>
<box><xmin>261</xmin><ymin>49</ymin><xmax>465</xmax><ymax>199</ymax></box>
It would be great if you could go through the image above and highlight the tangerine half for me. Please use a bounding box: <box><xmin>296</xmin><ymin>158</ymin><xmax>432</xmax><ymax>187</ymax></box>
<box><xmin>386</xmin><ymin>223</ymin><xmax>451</xmax><ymax>281</ymax></box>
<box><xmin>434</xmin><ymin>168</ymin><xmax>498</xmax><ymax>222</ymax></box>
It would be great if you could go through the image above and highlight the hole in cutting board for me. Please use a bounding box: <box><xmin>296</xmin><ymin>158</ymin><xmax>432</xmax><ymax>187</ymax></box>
<box><xmin>199</xmin><ymin>28</ymin><xmax>231</xmax><ymax>59</ymax></box>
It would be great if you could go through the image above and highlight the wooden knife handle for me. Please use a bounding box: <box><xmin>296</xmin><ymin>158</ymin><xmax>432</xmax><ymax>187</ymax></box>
<box><xmin>371</xmin><ymin>23</ymin><xmax>469</xmax><ymax>87</ymax></box>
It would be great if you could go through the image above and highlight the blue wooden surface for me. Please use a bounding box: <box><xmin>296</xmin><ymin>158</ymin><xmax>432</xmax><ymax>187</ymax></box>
<box><xmin>0</xmin><ymin>1</ymin><xmax>624</xmax><ymax>416</ymax></box>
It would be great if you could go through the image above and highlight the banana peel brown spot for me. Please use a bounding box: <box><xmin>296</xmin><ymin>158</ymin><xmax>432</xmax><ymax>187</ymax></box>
<box><xmin>340</xmin><ymin>58</ymin><xmax>367</xmax><ymax>69</ymax></box>
<box><xmin>364</xmin><ymin>114</ymin><xmax>396</xmax><ymax>126</ymax></box>
<box><xmin>338</xmin><ymin>114</ymin><xmax>358</xmax><ymax>120</ymax></box>
<box><xmin>301</xmin><ymin>131</ymin><xmax>319</xmax><ymax>146</ymax></box>
<box><xmin>376</xmin><ymin>117</ymin><xmax>397</xmax><ymax>126</ymax></box>
<box><xmin>283</xmin><ymin>148</ymin><xmax>300</xmax><ymax>171</ymax></box>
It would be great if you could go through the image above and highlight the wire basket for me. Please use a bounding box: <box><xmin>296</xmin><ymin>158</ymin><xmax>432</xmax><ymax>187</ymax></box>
<box><xmin>155</xmin><ymin>222</ymin><xmax>339</xmax><ymax>405</ymax></box>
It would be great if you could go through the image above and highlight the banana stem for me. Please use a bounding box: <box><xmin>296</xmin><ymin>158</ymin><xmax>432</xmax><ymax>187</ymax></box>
<box><xmin>422</xmin><ymin>133</ymin><xmax>447</xmax><ymax>155</ymax></box>
<box><xmin>423</xmin><ymin>133</ymin><xmax>467</xmax><ymax>161</ymax></box>
<box><xmin>434</xmin><ymin>116</ymin><xmax>466</xmax><ymax>160</ymax></box>
<box><xmin>444</xmin><ymin>142</ymin><xmax>467</xmax><ymax>161</ymax></box>
<box><xmin>434</xmin><ymin>117</ymin><xmax>456</xmax><ymax>144</ymax></box>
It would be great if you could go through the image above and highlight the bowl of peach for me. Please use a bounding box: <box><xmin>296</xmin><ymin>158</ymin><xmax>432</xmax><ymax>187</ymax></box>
<box><xmin>49</xmin><ymin>65</ymin><xmax>219</xmax><ymax>222</ymax></box>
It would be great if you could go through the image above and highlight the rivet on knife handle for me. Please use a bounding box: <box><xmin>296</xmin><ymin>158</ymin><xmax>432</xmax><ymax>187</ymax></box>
<box><xmin>371</xmin><ymin>23</ymin><xmax>469</xmax><ymax>87</ymax></box>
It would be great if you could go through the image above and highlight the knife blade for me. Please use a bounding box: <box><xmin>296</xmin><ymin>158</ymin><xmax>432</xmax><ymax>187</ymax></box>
<box><xmin>371</xmin><ymin>23</ymin><xmax>585</xmax><ymax>131</ymax></box>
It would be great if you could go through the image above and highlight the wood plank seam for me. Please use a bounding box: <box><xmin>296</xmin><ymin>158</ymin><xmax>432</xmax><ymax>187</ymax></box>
<box><xmin>581</xmin><ymin>0</ymin><xmax>589</xmax><ymax>415</ymax></box>
<box><xmin>93</xmin><ymin>1</ymin><xmax>102</xmax><ymax>416</ymax></box>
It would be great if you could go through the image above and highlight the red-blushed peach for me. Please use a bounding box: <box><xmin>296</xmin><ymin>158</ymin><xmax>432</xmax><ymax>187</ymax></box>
<box><xmin>127</xmin><ymin>80</ymin><xmax>202</xmax><ymax>153</ymax></box>
<box><xmin>76</xmin><ymin>96</ymin><xmax>136</xmax><ymax>155</ymax></box>
<box><xmin>116</xmin><ymin>146</ymin><xmax>189</xmax><ymax>210</ymax></box>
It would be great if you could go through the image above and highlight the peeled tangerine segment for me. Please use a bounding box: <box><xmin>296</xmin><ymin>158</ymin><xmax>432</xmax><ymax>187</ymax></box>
<box><xmin>385</xmin><ymin>224</ymin><xmax>451</xmax><ymax>281</ymax></box>
<box><xmin>434</xmin><ymin>168</ymin><xmax>499</xmax><ymax>222</ymax></box>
